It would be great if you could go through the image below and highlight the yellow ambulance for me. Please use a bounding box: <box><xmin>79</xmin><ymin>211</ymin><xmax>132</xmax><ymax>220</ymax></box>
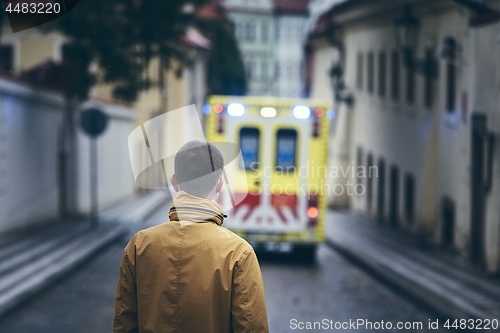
<box><xmin>204</xmin><ymin>96</ymin><xmax>330</xmax><ymax>260</ymax></box>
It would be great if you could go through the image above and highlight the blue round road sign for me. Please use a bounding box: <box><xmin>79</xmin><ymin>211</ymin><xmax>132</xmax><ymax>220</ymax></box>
<box><xmin>81</xmin><ymin>108</ymin><xmax>109</xmax><ymax>138</ymax></box>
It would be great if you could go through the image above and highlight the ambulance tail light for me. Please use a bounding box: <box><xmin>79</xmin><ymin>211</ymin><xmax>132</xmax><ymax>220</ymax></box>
<box><xmin>213</xmin><ymin>104</ymin><xmax>224</xmax><ymax>113</ymax></box>
<box><xmin>307</xmin><ymin>194</ymin><xmax>319</xmax><ymax>228</ymax></box>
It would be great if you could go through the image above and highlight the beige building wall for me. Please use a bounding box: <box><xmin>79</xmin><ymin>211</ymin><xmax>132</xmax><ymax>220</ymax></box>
<box><xmin>1</xmin><ymin>24</ymin><xmax>65</xmax><ymax>73</ymax></box>
<box><xmin>330</xmin><ymin>0</ymin><xmax>500</xmax><ymax>272</ymax></box>
<box><xmin>467</xmin><ymin>16</ymin><xmax>500</xmax><ymax>272</ymax></box>
<box><xmin>1</xmin><ymin>25</ymin><xmax>209</xmax><ymax>201</ymax></box>
<box><xmin>308</xmin><ymin>37</ymin><xmax>353</xmax><ymax>207</ymax></box>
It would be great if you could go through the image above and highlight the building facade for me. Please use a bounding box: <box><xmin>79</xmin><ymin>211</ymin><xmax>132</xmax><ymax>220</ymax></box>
<box><xmin>226</xmin><ymin>0</ymin><xmax>275</xmax><ymax>95</ymax></box>
<box><xmin>273</xmin><ymin>0</ymin><xmax>310</xmax><ymax>97</ymax></box>
<box><xmin>226</xmin><ymin>0</ymin><xmax>310</xmax><ymax>97</ymax></box>
<box><xmin>0</xmin><ymin>21</ymin><xmax>209</xmax><ymax>226</ymax></box>
<box><xmin>309</xmin><ymin>0</ymin><xmax>500</xmax><ymax>272</ymax></box>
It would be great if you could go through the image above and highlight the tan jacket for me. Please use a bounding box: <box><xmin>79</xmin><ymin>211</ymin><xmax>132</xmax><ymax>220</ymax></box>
<box><xmin>113</xmin><ymin>191</ymin><xmax>269</xmax><ymax>333</ymax></box>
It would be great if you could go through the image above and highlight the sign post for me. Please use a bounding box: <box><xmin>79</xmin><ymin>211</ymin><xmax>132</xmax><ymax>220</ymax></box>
<box><xmin>80</xmin><ymin>107</ymin><xmax>109</xmax><ymax>228</ymax></box>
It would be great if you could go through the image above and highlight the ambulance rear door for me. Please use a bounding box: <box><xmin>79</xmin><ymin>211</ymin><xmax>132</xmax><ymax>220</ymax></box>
<box><xmin>224</xmin><ymin>113</ymin><xmax>309</xmax><ymax>233</ymax></box>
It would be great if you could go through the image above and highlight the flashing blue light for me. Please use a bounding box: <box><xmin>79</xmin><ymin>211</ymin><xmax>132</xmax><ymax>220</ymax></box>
<box><xmin>326</xmin><ymin>109</ymin><xmax>336</xmax><ymax>120</ymax></box>
<box><xmin>202</xmin><ymin>103</ymin><xmax>212</xmax><ymax>115</ymax></box>
<box><xmin>293</xmin><ymin>105</ymin><xmax>310</xmax><ymax>119</ymax></box>
<box><xmin>227</xmin><ymin>103</ymin><xmax>245</xmax><ymax>116</ymax></box>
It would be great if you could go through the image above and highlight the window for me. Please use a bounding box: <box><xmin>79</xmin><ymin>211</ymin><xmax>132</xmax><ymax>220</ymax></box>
<box><xmin>367</xmin><ymin>153</ymin><xmax>374</xmax><ymax>210</ymax></box>
<box><xmin>275</xmin><ymin>129</ymin><xmax>297</xmax><ymax>172</ymax></box>
<box><xmin>246</xmin><ymin>60</ymin><xmax>255</xmax><ymax>80</ymax></box>
<box><xmin>406</xmin><ymin>50</ymin><xmax>415</xmax><ymax>104</ymax></box>
<box><xmin>275</xmin><ymin>21</ymin><xmax>280</xmax><ymax>41</ymax></box>
<box><xmin>391</xmin><ymin>50</ymin><xmax>400</xmax><ymax>101</ymax></box>
<box><xmin>424</xmin><ymin>48</ymin><xmax>434</xmax><ymax>108</ymax></box>
<box><xmin>404</xmin><ymin>174</ymin><xmax>415</xmax><ymax>223</ymax></box>
<box><xmin>261</xmin><ymin>22</ymin><xmax>269</xmax><ymax>42</ymax></box>
<box><xmin>446</xmin><ymin>40</ymin><xmax>456</xmax><ymax>112</ymax></box>
<box><xmin>243</xmin><ymin>22</ymin><xmax>256</xmax><ymax>41</ymax></box>
<box><xmin>0</xmin><ymin>45</ymin><xmax>14</xmax><ymax>74</ymax></box>
<box><xmin>235</xmin><ymin>22</ymin><xmax>242</xmax><ymax>39</ymax></box>
<box><xmin>389</xmin><ymin>165</ymin><xmax>399</xmax><ymax>226</ymax></box>
<box><xmin>247</xmin><ymin>22</ymin><xmax>256</xmax><ymax>41</ymax></box>
<box><xmin>356</xmin><ymin>147</ymin><xmax>363</xmax><ymax>185</ymax></box>
<box><xmin>378</xmin><ymin>52</ymin><xmax>386</xmax><ymax>98</ymax></box>
<box><xmin>239</xmin><ymin>127</ymin><xmax>260</xmax><ymax>170</ymax></box>
<box><xmin>367</xmin><ymin>52</ymin><xmax>374</xmax><ymax>94</ymax></box>
<box><xmin>236</xmin><ymin>22</ymin><xmax>247</xmax><ymax>40</ymax></box>
<box><xmin>377</xmin><ymin>158</ymin><xmax>386</xmax><ymax>220</ymax></box>
<box><xmin>356</xmin><ymin>53</ymin><xmax>363</xmax><ymax>90</ymax></box>
<box><xmin>261</xmin><ymin>61</ymin><xmax>269</xmax><ymax>80</ymax></box>
<box><xmin>441</xmin><ymin>197</ymin><xmax>455</xmax><ymax>246</ymax></box>
<box><xmin>243</xmin><ymin>23</ymin><xmax>248</xmax><ymax>40</ymax></box>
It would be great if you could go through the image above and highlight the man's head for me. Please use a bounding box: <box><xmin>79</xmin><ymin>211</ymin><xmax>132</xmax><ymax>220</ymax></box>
<box><xmin>171</xmin><ymin>140</ymin><xmax>224</xmax><ymax>199</ymax></box>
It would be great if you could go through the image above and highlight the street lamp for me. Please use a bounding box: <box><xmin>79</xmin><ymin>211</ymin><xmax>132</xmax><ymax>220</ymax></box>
<box><xmin>393</xmin><ymin>3</ymin><xmax>438</xmax><ymax>79</ymax></box>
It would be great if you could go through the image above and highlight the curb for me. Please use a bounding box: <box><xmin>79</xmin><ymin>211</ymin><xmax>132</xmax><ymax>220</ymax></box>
<box><xmin>0</xmin><ymin>193</ymin><xmax>167</xmax><ymax>318</ymax></box>
<box><xmin>0</xmin><ymin>225</ymin><xmax>126</xmax><ymax>317</ymax></box>
<box><xmin>325</xmin><ymin>237</ymin><xmax>490</xmax><ymax>321</ymax></box>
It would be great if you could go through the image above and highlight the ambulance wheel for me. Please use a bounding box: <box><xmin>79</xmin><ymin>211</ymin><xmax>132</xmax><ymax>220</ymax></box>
<box><xmin>294</xmin><ymin>245</ymin><xmax>317</xmax><ymax>263</ymax></box>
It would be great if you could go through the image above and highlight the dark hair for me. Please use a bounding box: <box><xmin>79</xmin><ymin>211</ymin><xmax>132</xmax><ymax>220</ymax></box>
<box><xmin>174</xmin><ymin>140</ymin><xmax>224</xmax><ymax>198</ymax></box>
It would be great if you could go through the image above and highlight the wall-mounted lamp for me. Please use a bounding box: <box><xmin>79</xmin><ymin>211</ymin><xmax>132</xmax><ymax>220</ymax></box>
<box><xmin>438</xmin><ymin>36</ymin><xmax>466</xmax><ymax>67</ymax></box>
<box><xmin>318</xmin><ymin>16</ymin><xmax>353</xmax><ymax>108</ymax></box>
<box><xmin>329</xmin><ymin>62</ymin><xmax>354</xmax><ymax>107</ymax></box>
<box><xmin>394</xmin><ymin>3</ymin><xmax>420</xmax><ymax>54</ymax></box>
<box><xmin>393</xmin><ymin>3</ymin><xmax>438</xmax><ymax>79</ymax></box>
<box><xmin>438</xmin><ymin>37</ymin><xmax>456</xmax><ymax>62</ymax></box>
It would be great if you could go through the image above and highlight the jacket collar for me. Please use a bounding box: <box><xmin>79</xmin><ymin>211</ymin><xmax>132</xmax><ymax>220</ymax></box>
<box><xmin>169</xmin><ymin>191</ymin><xmax>225</xmax><ymax>226</ymax></box>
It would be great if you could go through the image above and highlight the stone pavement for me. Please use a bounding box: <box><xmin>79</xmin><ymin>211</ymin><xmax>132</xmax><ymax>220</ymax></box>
<box><xmin>0</xmin><ymin>190</ymin><xmax>170</xmax><ymax>317</ymax></box>
<box><xmin>325</xmin><ymin>210</ymin><xmax>500</xmax><ymax>321</ymax></box>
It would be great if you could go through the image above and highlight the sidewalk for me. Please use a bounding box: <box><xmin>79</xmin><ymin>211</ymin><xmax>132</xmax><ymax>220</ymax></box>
<box><xmin>0</xmin><ymin>190</ymin><xmax>169</xmax><ymax>317</ymax></box>
<box><xmin>325</xmin><ymin>210</ymin><xmax>500</xmax><ymax>321</ymax></box>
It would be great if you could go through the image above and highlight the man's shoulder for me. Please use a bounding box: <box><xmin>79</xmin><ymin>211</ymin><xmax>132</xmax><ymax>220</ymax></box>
<box><xmin>213</xmin><ymin>224</ymin><xmax>253</xmax><ymax>251</ymax></box>
<box><xmin>133</xmin><ymin>221</ymin><xmax>171</xmax><ymax>240</ymax></box>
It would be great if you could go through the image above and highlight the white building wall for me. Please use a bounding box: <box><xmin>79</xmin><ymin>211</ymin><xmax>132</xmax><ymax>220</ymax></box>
<box><xmin>307</xmin><ymin>38</ymin><xmax>353</xmax><ymax>206</ymax></box>
<box><xmin>274</xmin><ymin>14</ymin><xmax>309</xmax><ymax>97</ymax></box>
<box><xmin>345</xmin><ymin>24</ymin><xmax>431</xmax><ymax>230</ymax></box>
<box><xmin>76</xmin><ymin>101</ymin><xmax>137</xmax><ymax>214</ymax></box>
<box><xmin>467</xmin><ymin>19</ymin><xmax>500</xmax><ymax>272</ymax></box>
<box><xmin>337</xmin><ymin>0</ymin><xmax>500</xmax><ymax>272</ymax></box>
<box><xmin>227</xmin><ymin>0</ymin><xmax>275</xmax><ymax>96</ymax></box>
<box><xmin>433</xmin><ymin>10</ymin><xmax>470</xmax><ymax>252</ymax></box>
<box><xmin>0</xmin><ymin>78</ymin><xmax>64</xmax><ymax>233</ymax></box>
<box><xmin>308</xmin><ymin>40</ymin><xmax>336</xmax><ymax>102</ymax></box>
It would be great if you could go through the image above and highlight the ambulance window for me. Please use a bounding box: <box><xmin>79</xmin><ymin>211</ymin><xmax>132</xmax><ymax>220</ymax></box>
<box><xmin>239</xmin><ymin>127</ymin><xmax>260</xmax><ymax>170</ymax></box>
<box><xmin>276</xmin><ymin>129</ymin><xmax>297</xmax><ymax>172</ymax></box>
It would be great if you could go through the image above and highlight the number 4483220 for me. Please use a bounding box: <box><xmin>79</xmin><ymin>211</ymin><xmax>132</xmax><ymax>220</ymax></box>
<box><xmin>5</xmin><ymin>2</ymin><xmax>62</xmax><ymax>14</ymax></box>
<box><xmin>444</xmin><ymin>319</ymin><xmax>498</xmax><ymax>330</ymax></box>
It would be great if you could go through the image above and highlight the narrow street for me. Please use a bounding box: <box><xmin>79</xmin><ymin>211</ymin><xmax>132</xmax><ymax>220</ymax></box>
<box><xmin>1</xmin><ymin>0</ymin><xmax>499</xmax><ymax>332</ymax></box>
<box><xmin>0</xmin><ymin>206</ymin><xmax>449</xmax><ymax>333</ymax></box>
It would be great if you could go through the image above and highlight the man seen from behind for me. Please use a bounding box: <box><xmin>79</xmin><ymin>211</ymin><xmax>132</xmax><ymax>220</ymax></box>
<box><xmin>113</xmin><ymin>140</ymin><xmax>269</xmax><ymax>333</ymax></box>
